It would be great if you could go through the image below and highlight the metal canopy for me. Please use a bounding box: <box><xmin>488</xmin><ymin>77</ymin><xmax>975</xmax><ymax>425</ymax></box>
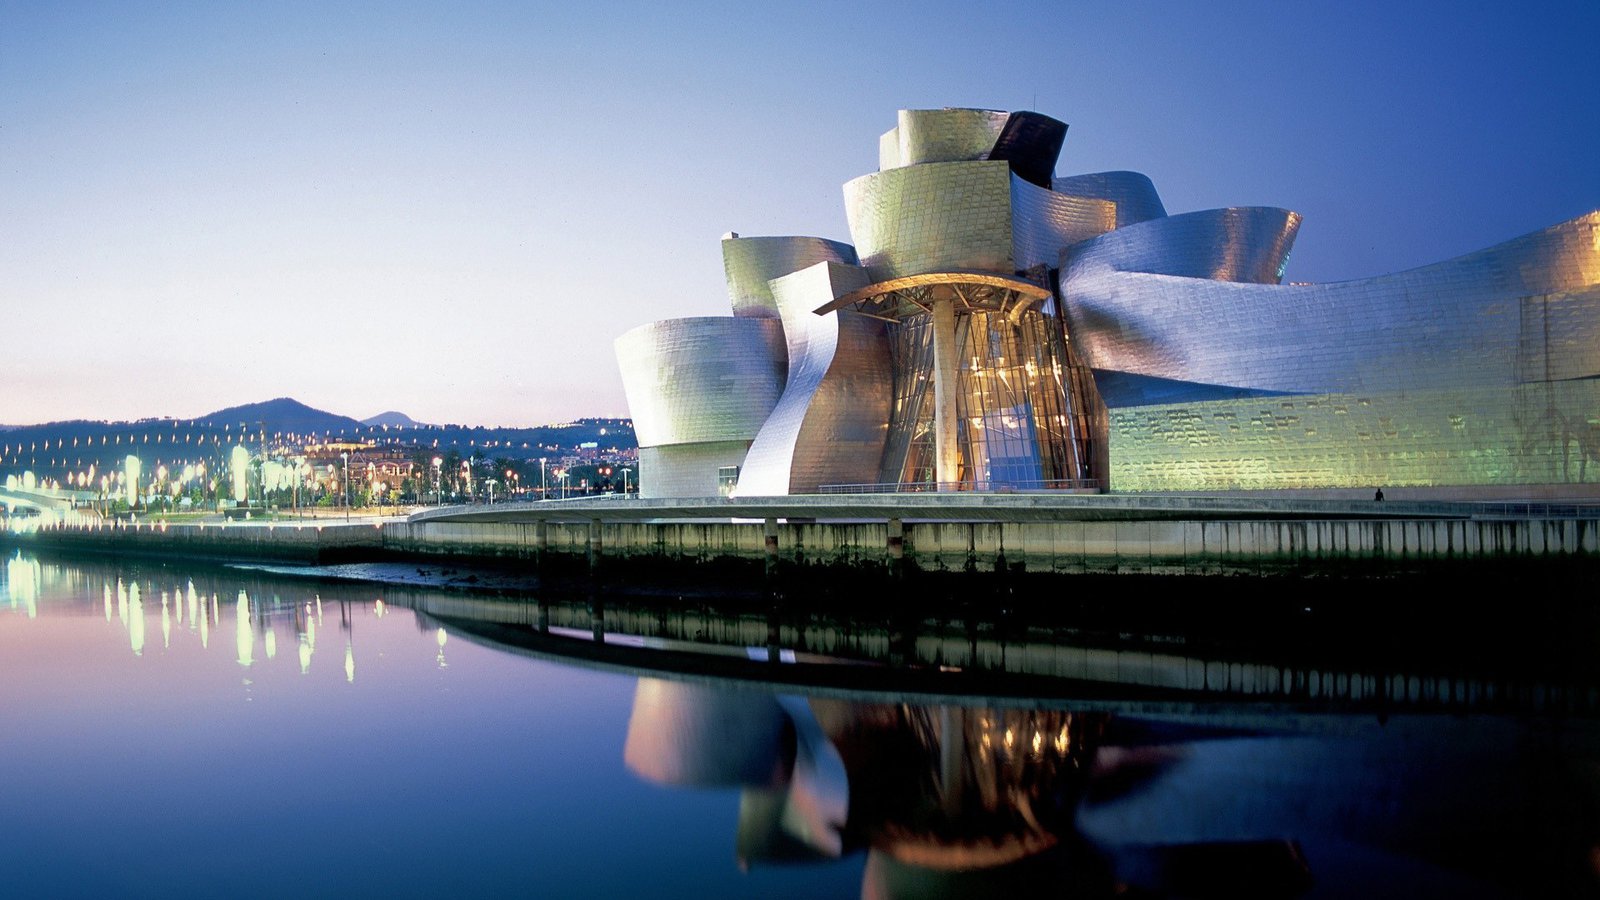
<box><xmin>813</xmin><ymin>271</ymin><xmax>1052</xmax><ymax>324</ymax></box>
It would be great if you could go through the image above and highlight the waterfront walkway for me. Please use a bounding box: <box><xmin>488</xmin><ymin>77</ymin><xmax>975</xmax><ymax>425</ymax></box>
<box><xmin>406</xmin><ymin>492</ymin><xmax>1600</xmax><ymax>525</ymax></box>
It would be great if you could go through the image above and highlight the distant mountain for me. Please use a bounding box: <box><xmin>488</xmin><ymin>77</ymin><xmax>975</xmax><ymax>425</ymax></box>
<box><xmin>363</xmin><ymin>410</ymin><xmax>427</xmax><ymax>428</ymax></box>
<box><xmin>0</xmin><ymin>402</ymin><xmax>634</xmax><ymax>482</ymax></box>
<box><xmin>195</xmin><ymin>398</ymin><xmax>363</xmax><ymax>436</ymax></box>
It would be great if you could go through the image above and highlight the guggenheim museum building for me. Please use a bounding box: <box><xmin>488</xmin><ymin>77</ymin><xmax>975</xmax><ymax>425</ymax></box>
<box><xmin>616</xmin><ymin>108</ymin><xmax>1600</xmax><ymax>500</ymax></box>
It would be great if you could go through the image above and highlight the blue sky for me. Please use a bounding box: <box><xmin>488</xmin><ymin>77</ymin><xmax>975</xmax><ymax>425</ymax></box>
<box><xmin>3</xmin><ymin>0</ymin><xmax>1596</xmax><ymax>426</ymax></box>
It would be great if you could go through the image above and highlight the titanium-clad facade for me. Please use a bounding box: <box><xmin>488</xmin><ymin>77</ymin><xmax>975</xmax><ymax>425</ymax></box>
<box><xmin>614</xmin><ymin>317</ymin><xmax>786</xmax><ymax>498</ymax></box>
<box><xmin>879</xmin><ymin>108</ymin><xmax>1011</xmax><ymax>170</ymax></box>
<box><xmin>1061</xmin><ymin>213</ymin><xmax>1600</xmax><ymax>397</ymax></box>
<box><xmin>844</xmin><ymin>160</ymin><xmax>1017</xmax><ymax>280</ymax></box>
<box><xmin>1109</xmin><ymin>380</ymin><xmax>1600</xmax><ymax>493</ymax></box>
<box><xmin>722</xmin><ymin>235</ymin><xmax>859</xmax><ymax>319</ymax></box>
<box><xmin>736</xmin><ymin>262</ymin><xmax>891</xmax><ymax>496</ymax></box>
<box><xmin>1082</xmin><ymin>212</ymin><xmax>1600</xmax><ymax>492</ymax></box>
<box><xmin>615</xmin><ymin>106</ymin><xmax>1600</xmax><ymax>497</ymax></box>
<box><xmin>1050</xmin><ymin>172</ymin><xmax>1167</xmax><ymax>227</ymax></box>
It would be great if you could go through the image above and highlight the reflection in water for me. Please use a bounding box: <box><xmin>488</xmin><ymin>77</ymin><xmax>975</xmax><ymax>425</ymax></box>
<box><xmin>626</xmin><ymin>680</ymin><xmax>1110</xmax><ymax>891</ymax></box>
<box><xmin>236</xmin><ymin>591</ymin><xmax>252</xmax><ymax>667</ymax></box>
<box><xmin>0</xmin><ymin>559</ymin><xmax>393</xmax><ymax>685</ymax></box>
<box><xmin>2</xmin><ymin>554</ymin><xmax>1598</xmax><ymax>897</ymax></box>
<box><xmin>7</xmin><ymin>553</ymin><xmax>40</xmax><ymax>617</ymax></box>
<box><xmin>619</xmin><ymin>676</ymin><xmax>1600</xmax><ymax>898</ymax></box>
<box><xmin>128</xmin><ymin>582</ymin><xmax>143</xmax><ymax>656</ymax></box>
<box><xmin>405</xmin><ymin>588</ymin><xmax>1600</xmax><ymax>897</ymax></box>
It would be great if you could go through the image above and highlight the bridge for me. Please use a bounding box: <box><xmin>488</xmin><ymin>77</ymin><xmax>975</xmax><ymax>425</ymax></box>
<box><xmin>0</xmin><ymin>486</ymin><xmax>90</xmax><ymax>514</ymax></box>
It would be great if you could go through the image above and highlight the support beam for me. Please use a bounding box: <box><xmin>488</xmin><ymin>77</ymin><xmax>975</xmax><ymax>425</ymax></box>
<box><xmin>930</xmin><ymin>296</ymin><xmax>960</xmax><ymax>491</ymax></box>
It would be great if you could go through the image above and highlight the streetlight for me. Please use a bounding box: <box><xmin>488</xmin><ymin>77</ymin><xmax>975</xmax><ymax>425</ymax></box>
<box><xmin>622</xmin><ymin>467</ymin><xmax>631</xmax><ymax>497</ymax></box>
<box><xmin>540</xmin><ymin>458</ymin><xmax>548</xmax><ymax>501</ymax></box>
<box><xmin>341</xmin><ymin>452</ymin><xmax>350</xmax><ymax>521</ymax></box>
<box><xmin>432</xmin><ymin>457</ymin><xmax>442</xmax><ymax>506</ymax></box>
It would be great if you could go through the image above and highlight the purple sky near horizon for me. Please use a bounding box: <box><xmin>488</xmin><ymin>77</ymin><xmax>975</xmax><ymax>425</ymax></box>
<box><xmin>3</xmin><ymin>1</ymin><xmax>1596</xmax><ymax>428</ymax></box>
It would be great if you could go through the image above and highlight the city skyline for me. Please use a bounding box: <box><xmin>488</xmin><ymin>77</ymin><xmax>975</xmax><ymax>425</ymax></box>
<box><xmin>4</xmin><ymin>1</ymin><xmax>1596</xmax><ymax>427</ymax></box>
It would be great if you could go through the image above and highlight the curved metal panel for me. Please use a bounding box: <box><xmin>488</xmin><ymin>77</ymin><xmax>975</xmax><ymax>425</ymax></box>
<box><xmin>614</xmin><ymin>317</ymin><xmax>786</xmax><ymax>448</ymax></box>
<box><xmin>893</xmin><ymin>108</ymin><xmax>1010</xmax><ymax>167</ymax></box>
<box><xmin>844</xmin><ymin>160</ymin><xmax>1015</xmax><ymax>281</ymax></box>
<box><xmin>987</xmin><ymin>110</ymin><xmax>1068</xmax><ymax>189</ymax></box>
<box><xmin>1062</xmin><ymin>206</ymin><xmax>1302</xmax><ymax>285</ymax></box>
<box><xmin>734</xmin><ymin>262</ymin><xmax>892</xmax><ymax>496</ymax></box>
<box><xmin>721</xmin><ymin>235</ymin><xmax>858</xmax><ymax>318</ymax></box>
<box><xmin>1010</xmin><ymin>175</ymin><xmax>1117</xmax><ymax>270</ymax></box>
<box><xmin>1050</xmin><ymin>171</ymin><xmax>1167</xmax><ymax>227</ymax></box>
<box><xmin>1062</xmin><ymin>212</ymin><xmax>1600</xmax><ymax>399</ymax></box>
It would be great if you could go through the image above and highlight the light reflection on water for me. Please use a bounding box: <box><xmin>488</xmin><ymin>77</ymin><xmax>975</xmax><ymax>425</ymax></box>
<box><xmin>1</xmin><ymin>550</ymin><xmax>1597</xmax><ymax>899</ymax></box>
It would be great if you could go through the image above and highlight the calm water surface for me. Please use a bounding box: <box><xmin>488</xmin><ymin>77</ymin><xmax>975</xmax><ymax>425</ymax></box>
<box><xmin>2</xmin><ymin>552</ymin><xmax>1596</xmax><ymax>899</ymax></box>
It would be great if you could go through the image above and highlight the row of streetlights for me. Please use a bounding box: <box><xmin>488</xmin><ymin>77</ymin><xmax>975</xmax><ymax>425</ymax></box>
<box><xmin>425</xmin><ymin>455</ymin><xmax>631</xmax><ymax>505</ymax></box>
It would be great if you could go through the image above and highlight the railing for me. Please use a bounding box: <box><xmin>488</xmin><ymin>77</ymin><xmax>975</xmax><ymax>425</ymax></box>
<box><xmin>819</xmin><ymin>479</ymin><xmax>1105</xmax><ymax>494</ymax></box>
<box><xmin>1461</xmin><ymin>501</ymin><xmax>1600</xmax><ymax>519</ymax></box>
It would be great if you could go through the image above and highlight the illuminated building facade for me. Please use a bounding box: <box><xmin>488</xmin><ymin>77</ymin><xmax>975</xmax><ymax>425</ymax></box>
<box><xmin>617</xmin><ymin>108</ymin><xmax>1600</xmax><ymax>498</ymax></box>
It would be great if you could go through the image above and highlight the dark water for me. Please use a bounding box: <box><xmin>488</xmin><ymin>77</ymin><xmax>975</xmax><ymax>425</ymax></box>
<box><xmin>2</xmin><ymin>552</ymin><xmax>1597</xmax><ymax>899</ymax></box>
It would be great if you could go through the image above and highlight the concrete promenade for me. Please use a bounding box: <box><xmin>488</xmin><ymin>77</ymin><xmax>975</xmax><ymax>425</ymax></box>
<box><xmin>7</xmin><ymin>494</ymin><xmax>1599</xmax><ymax>577</ymax></box>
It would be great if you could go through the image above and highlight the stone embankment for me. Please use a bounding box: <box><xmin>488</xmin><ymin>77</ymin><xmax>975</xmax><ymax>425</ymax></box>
<box><xmin>5</xmin><ymin>494</ymin><xmax>1598</xmax><ymax>578</ymax></box>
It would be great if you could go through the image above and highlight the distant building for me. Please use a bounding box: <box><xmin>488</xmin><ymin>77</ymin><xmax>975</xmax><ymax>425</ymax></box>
<box><xmin>617</xmin><ymin>108</ymin><xmax>1600</xmax><ymax>499</ymax></box>
<box><xmin>301</xmin><ymin>442</ymin><xmax>414</xmax><ymax>495</ymax></box>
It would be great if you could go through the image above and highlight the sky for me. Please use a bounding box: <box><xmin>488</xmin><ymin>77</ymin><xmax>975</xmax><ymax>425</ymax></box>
<box><xmin>3</xmin><ymin>0</ymin><xmax>1596</xmax><ymax>428</ymax></box>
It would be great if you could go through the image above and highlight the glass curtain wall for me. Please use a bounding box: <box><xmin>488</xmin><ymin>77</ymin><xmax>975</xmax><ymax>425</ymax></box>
<box><xmin>879</xmin><ymin>310</ymin><xmax>1106</xmax><ymax>489</ymax></box>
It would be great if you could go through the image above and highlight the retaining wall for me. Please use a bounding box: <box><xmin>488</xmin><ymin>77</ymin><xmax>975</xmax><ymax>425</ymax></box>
<box><xmin>10</xmin><ymin>515</ymin><xmax>1597</xmax><ymax>576</ymax></box>
<box><xmin>380</xmin><ymin>516</ymin><xmax>1600</xmax><ymax>576</ymax></box>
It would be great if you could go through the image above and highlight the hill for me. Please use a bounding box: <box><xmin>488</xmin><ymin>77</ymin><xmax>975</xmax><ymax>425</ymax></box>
<box><xmin>196</xmin><ymin>398</ymin><xmax>363</xmax><ymax>436</ymax></box>
<box><xmin>362</xmin><ymin>410</ymin><xmax>427</xmax><ymax>428</ymax></box>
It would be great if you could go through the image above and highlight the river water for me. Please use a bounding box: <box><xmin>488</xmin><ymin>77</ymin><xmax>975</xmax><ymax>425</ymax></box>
<box><xmin>2</xmin><ymin>551</ymin><xmax>1597</xmax><ymax>898</ymax></box>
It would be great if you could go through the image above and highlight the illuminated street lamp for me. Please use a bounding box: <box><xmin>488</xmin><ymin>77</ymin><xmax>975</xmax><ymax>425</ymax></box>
<box><xmin>622</xmin><ymin>467</ymin><xmax>631</xmax><ymax>497</ymax></box>
<box><xmin>540</xmin><ymin>457</ymin><xmax>548</xmax><ymax>501</ymax></box>
<box><xmin>341</xmin><ymin>452</ymin><xmax>350</xmax><ymax>522</ymax></box>
<box><xmin>432</xmin><ymin>457</ymin><xmax>442</xmax><ymax>507</ymax></box>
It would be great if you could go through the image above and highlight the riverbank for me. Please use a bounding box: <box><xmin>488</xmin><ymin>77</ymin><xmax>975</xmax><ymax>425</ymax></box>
<box><xmin>5</xmin><ymin>494</ymin><xmax>1599</xmax><ymax>582</ymax></box>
